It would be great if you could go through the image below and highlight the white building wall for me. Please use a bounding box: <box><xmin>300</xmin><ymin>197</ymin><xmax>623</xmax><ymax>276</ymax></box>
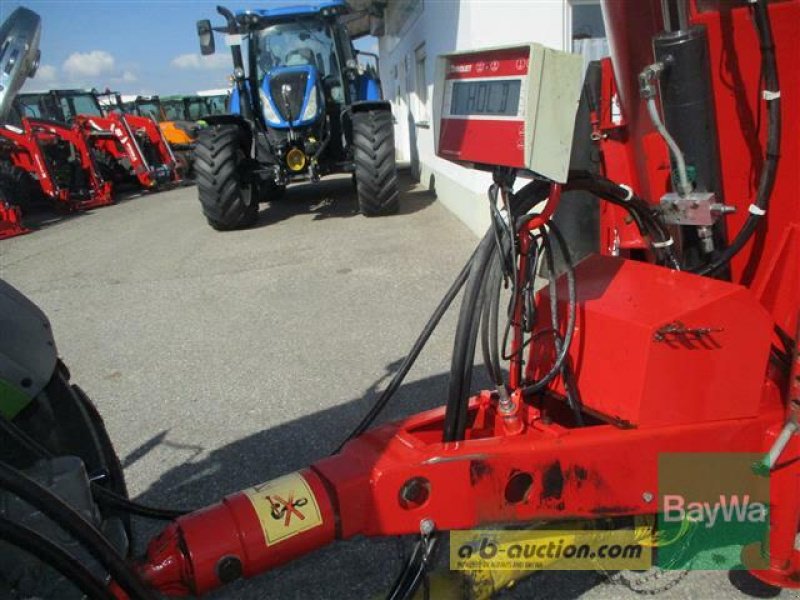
<box><xmin>378</xmin><ymin>1</ymin><xmax>571</xmax><ymax>236</ymax></box>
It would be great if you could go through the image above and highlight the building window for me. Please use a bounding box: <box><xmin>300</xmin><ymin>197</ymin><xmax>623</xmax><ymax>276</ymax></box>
<box><xmin>568</xmin><ymin>0</ymin><xmax>609</xmax><ymax>72</ymax></box>
<box><xmin>571</xmin><ymin>0</ymin><xmax>605</xmax><ymax>41</ymax></box>
<box><xmin>414</xmin><ymin>43</ymin><xmax>428</xmax><ymax>123</ymax></box>
<box><xmin>385</xmin><ymin>0</ymin><xmax>424</xmax><ymax>37</ymax></box>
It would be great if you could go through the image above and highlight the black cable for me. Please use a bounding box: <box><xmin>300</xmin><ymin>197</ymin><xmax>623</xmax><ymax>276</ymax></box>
<box><xmin>0</xmin><ymin>516</ymin><xmax>114</xmax><ymax>600</ymax></box>
<box><xmin>564</xmin><ymin>171</ymin><xmax>680</xmax><ymax>269</ymax></box>
<box><xmin>335</xmin><ymin>246</ymin><xmax>478</xmax><ymax>452</ymax></box>
<box><xmin>539</xmin><ymin>225</ymin><xmax>583</xmax><ymax>424</ymax></box>
<box><xmin>91</xmin><ymin>486</ymin><xmax>187</xmax><ymax>520</ymax></box>
<box><xmin>0</xmin><ymin>461</ymin><xmax>156</xmax><ymax>600</ymax></box>
<box><xmin>444</xmin><ymin>179</ymin><xmax>553</xmax><ymax>442</ymax></box>
<box><xmin>0</xmin><ymin>413</ymin><xmax>189</xmax><ymax>520</ymax></box>
<box><xmin>693</xmin><ymin>0</ymin><xmax>780</xmax><ymax>276</ymax></box>
<box><xmin>520</xmin><ymin>222</ymin><xmax>578</xmax><ymax>397</ymax></box>
<box><xmin>444</xmin><ymin>233</ymin><xmax>499</xmax><ymax>442</ymax></box>
<box><xmin>385</xmin><ymin>535</ymin><xmax>437</xmax><ymax>600</ymax></box>
<box><xmin>480</xmin><ymin>255</ymin><xmax>505</xmax><ymax>387</ymax></box>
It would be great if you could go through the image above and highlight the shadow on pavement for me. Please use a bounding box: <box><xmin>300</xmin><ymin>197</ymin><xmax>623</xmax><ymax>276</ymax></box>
<box><xmin>16</xmin><ymin>182</ymin><xmax>187</xmax><ymax>232</ymax></box>
<box><xmin>253</xmin><ymin>172</ymin><xmax>436</xmax><ymax>229</ymax></box>
<box><xmin>132</xmin><ymin>365</ymin><xmax>608</xmax><ymax>600</ymax></box>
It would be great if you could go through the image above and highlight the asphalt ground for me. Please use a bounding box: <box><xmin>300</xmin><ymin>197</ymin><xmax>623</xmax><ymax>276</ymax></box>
<box><xmin>1</xmin><ymin>175</ymin><xmax>796</xmax><ymax>600</ymax></box>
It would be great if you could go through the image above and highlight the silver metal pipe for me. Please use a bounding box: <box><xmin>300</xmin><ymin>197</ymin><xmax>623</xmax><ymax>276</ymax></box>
<box><xmin>661</xmin><ymin>0</ymin><xmax>673</xmax><ymax>31</ymax></box>
<box><xmin>646</xmin><ymin>96</ymin><xmax>692</xmax><ymax>196</ymax></box>
<box><xmin>676</xmin><ymin>0</ymin><xmax>689</xmax><ymax>31</ymax></box>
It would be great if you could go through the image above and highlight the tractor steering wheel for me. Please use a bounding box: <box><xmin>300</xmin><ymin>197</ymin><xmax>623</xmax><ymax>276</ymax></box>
<box><xmin>284</xmin><ymin>48</ymin><xmax>312</xmax><ymax>66</ymax></box>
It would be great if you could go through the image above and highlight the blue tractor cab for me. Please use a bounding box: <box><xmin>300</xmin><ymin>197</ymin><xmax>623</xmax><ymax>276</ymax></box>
<box><xmin>193</xmin><ymin>2</ymin><xmax>398</xmax><ymax>230</ymax></box>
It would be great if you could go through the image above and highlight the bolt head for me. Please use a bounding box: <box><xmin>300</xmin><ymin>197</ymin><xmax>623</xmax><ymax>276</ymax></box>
<box><xmin>420</xmin><ymin>518</ymin><xmax>435</xmax><ymax>536</ymax></box>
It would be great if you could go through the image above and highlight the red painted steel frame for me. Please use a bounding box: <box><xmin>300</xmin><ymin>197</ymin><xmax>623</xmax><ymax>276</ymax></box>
<box><xmin>0</xmin><ymin>201</ymin><xmax>28</xmax><ymax>239</ymax></box>
<box><xmin>25</xmin><ymin>118</ymin><xmax>114</xmax><ymax>209</ymax></box>
<box><xmin>129</xmin><ymin>0</ymin><xmax>799</xmax><ymax>596</ymax></box>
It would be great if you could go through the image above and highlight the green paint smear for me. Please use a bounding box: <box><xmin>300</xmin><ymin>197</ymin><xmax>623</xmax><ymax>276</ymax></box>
<box><xmin>0</xmin><ymin>378</ymin><xmax>32</xmax><ymax>420</ymax></box>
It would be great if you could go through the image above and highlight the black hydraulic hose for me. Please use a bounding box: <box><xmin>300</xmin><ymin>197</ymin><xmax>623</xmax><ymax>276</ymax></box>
<box><xmin>539</xmin><ymin>224</ymin><xmax>583</xmax><ymax>425</ymax></box>
<box><xmin>444</xmin><ymin>233</ymin><xmax>499</xmax><ymax>442</ymax></box>
<box><xmin>0</xmin><ymin>413</ymin><xmax>189</xmax><ymax>520</ymax></box>
<box><xmin>444</xmin><ymin>180</ymin><xmax>552</xmax><ymax>442</ymax></box>
<box><xmin>385</xmin><ymin>535</ymin><xmax>437</xmax><ymax>600</ymax></box>
<box><xmin>564</xmin><ymin>171</ymin><xmax>680</xmax><ymax>269</ymax></box>
<box><xmin>693</xmin><ymin>0</ymin><xmax>780</xmax><ymax>276</ymax></box>
<box><xmin>480</xmin><ymin>255</ymin><xmax>505</xmax><ymax>387</ymax></box>
<box><xmin>91</xmin><ymin>486</ymin><xmax>188</xmax><ymax>520</ymax></box>
<box><xmin>520</xmin><ymin>223</ymin><xmax>578</xmax><ymax>397</ymax></box>
<box><xmin>0</xmin><ymin>516</ymin><xmax>114</xmax><ymax>600</ymax></box>
<box><xmin>0</xmin><ymin>461</ymin><xmax>156</xmax><ymax>600</ymax></box>
<box><xmin>334</xmin><ymin>247</ymin><xmax>477</xmax><ymax>452</ymax></box>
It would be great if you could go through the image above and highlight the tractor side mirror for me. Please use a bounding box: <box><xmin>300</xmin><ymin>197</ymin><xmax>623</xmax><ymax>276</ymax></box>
<box><xmin>197</xmin><ymin>20</ymin><xmax>215</xmax><ymax>56</ymax></box>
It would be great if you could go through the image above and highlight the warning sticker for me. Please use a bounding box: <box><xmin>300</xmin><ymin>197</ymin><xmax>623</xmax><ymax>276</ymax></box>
<box><xmin>244</xmin><ymin>472</ymin><xmax>323</xmax><ymax>545</ymax></box>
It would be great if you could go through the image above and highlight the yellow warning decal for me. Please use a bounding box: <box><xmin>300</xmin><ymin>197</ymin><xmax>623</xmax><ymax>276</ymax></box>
<box><xmin>244</xmin><ymin>472</ymin><xmax>323</xmax><ymax>546</ymax></box>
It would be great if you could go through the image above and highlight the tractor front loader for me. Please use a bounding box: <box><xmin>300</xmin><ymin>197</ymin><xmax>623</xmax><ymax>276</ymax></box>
<box><xmin>192</xmin><ymin>1</ymin><xmax>398</xmax><ymax>230</ymax></box>
<box><xmin>100</xmin><ymin>92</ymin><xmax>195</xmax><ymax>180</ymax></box>
<box><xmin>19</xmin><ymin>89</ymin><xmax>181</xmax><ymax>190</ymax></box>
<box><xmin>4</xmin><ymin>106</ymin><xmax>114</xmax><ymax>211</ymax></box>
<box><xmin>0</xmin><ymin>7</ymin><xmax>112</xmax><ymax>240</ymax></box>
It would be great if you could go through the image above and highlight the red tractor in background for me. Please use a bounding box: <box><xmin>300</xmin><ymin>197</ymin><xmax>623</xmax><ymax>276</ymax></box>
<box><xmin>0</xmin><ymin>9</ymin><xmax>112</xmax><ymax>240</ymax></box>
<box><xmin>17</xmin><ymin>89</ymin><xmax>182</xmax><ymax>190</ymax></box>
<box><xmin>2</xmin><ymin>106</ymin><xmax>114</xmax><ymax>210</ymax></box>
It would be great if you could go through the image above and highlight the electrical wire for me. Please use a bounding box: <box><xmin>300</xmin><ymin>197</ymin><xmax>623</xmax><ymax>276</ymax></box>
<box><xmin>334</xmin><ymin>246</ymin><xmax>477</xmax><ymax>452</ymax></box>
<box><xmin>0</xmin><ymin>460</ymin><xmax>156</xmax><ymax>600</ymax></box>
<box><xmin>563</xmin><ymin>171</ymin><xmax>680</xmax><ymax>269</ymax></box>
<box><xmin>0</xmin><ymin>412</ymin><xmax>189</xmax><ymax>520</ymax></box>
<box><xmin>385</xmin><ymin>535</ymin><xmax>437</xmax><ymax>600</ymax></box>
<box><xmin>520</xmin><ymin>222</ymin><xmax>578</xmax><ymax>397</ymax></box>
<box><xmin>0</xmin><ymin>516</ymin><xmax>114</xmax><ymax>600</ymax></box>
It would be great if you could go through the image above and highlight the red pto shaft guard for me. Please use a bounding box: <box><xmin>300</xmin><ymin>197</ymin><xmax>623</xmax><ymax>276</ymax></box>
<box><xmin>140</xmin><ymin>469</ymin><xmax>336</xmax><ymax>596</ymax></box>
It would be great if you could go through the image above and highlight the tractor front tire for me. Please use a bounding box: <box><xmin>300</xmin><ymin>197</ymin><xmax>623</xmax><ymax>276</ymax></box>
<box><xmin>0</xmin><ymin>161</ymin><xmax>39</xmax><ymax>210</ymax></box>
<box><xmin>352</xmin><ymin>110</ymin><xmax>399</xmax><ymax>216</ymax></box>
<box><xmin>194</xmin><ymin>125</ymin><xmax>258</xmax><ymax>231</ymax></box>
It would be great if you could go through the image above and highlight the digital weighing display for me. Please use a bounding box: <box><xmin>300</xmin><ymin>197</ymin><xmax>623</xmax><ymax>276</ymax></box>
<box><xmin>449</xmin><ymin>80</ymin><xmax>522</xmax><ymax>117</ymax></box>
<box><xmin>433</xmin><ymin>43</ymin><xmax>584</xmax><ymax>182</ymax></box>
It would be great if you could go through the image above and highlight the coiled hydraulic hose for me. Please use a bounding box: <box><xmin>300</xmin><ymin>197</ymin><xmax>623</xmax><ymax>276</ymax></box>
<box><xmin>692</xmin><ymin>0</ymin><xmax>780</xmax><ymax>276</ymax></box>
<box><xmin>0</xmin><ymin>516</ymin><xmax>114</xmax><ymax>600</ymax></box>
<box><xmin>0</xmin><ymin>461</ymin><xmax>156</xmax><ymax>600</ymax></box>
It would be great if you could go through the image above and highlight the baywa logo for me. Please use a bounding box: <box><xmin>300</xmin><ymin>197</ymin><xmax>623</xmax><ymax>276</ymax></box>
<box><xmin>657</xmin><ymin>453</ymin><xmax>770</xmax><ymax>571</ymax></box>
<box><xmin>663</xmin><ymin>494</ymin><xmax>768</xmax><ymax>529</ymax></box>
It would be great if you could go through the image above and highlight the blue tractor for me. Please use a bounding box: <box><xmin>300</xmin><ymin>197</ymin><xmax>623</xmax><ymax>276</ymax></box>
<box><xmin>194</xmin><ymin>1</ymin><xmax>398</xmax><ymax>230</ymax></box>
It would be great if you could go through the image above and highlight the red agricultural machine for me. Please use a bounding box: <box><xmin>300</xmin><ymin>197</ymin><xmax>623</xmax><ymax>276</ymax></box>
<box><xmin>0</xmin><ymin>10</ymin><xmax>112</xmax><ymax>240</ymax></box>
<box><xmin>0</xmin><ymin>0</ymin><xmax>798</xmax><ymax>598</ymax></box>
<box><xmin>17</xmin><ymin>89</ymin><xmax>182</xmax><ymax>190</ymax></box>
<box><xmin>2</xmin><ymin>107</ymin><xmax>114</xmax><ymax>206</ymax></box>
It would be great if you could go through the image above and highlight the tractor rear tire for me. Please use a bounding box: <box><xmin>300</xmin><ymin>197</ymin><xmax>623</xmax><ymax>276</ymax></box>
<box><xmin>352</xmin><ymin>110</ymin><xmax>399</xmax><ymax>216</ymax></box>
<box><xmin>194</xmin><ymin>125</ymin><xmax>258</xmax><ymax>231</ymax></box>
